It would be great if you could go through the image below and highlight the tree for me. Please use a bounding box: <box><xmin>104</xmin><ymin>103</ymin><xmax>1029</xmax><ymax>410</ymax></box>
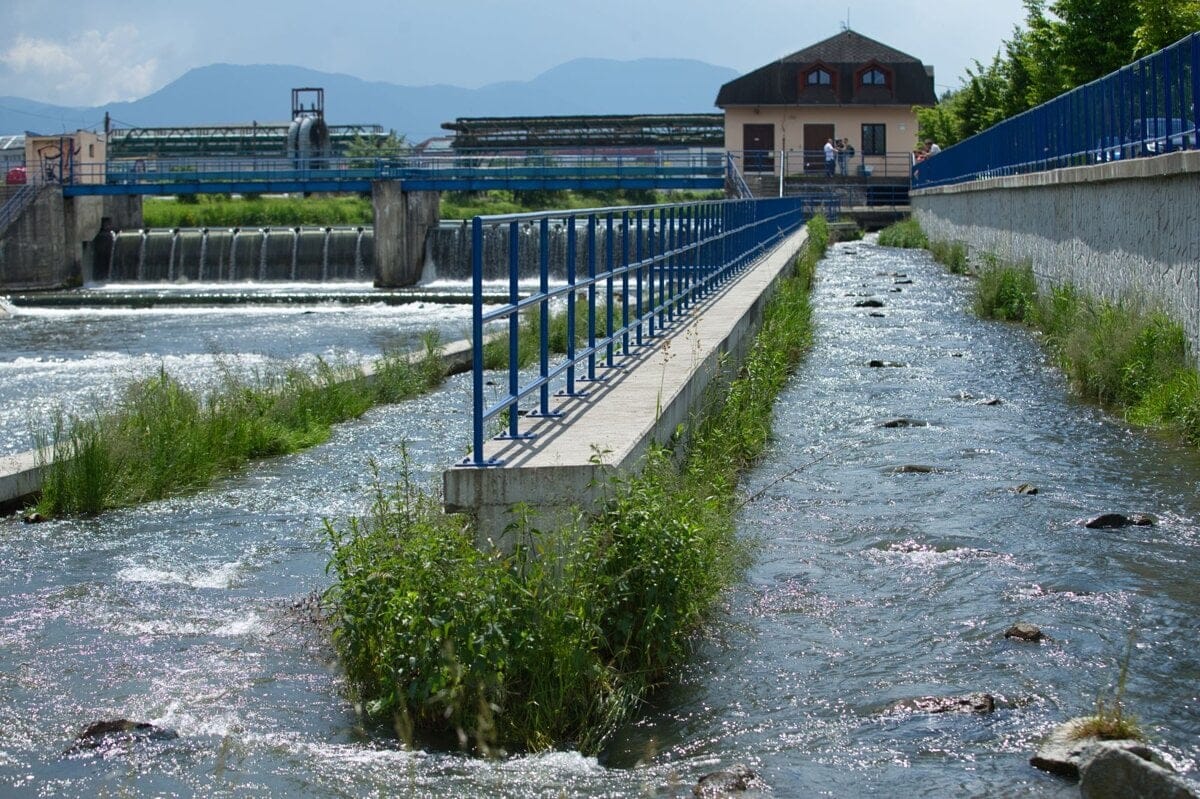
<box><xmin>1132</xmin><ymin>0</ymin><xmax>1200</xmax><ymax>56</ymax></box>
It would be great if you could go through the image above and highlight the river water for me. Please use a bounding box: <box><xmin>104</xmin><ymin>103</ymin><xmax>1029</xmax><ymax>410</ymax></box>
<box><xmin>0</xmin><ymin>239</ymin><xmax>1197</xmax><ymax>796</ymax></box>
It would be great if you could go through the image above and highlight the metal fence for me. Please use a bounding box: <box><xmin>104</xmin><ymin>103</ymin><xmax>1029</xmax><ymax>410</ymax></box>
<box><xmin>726</xmin><ymin>149</ymin><xmax>917</xmax><ymax>181</ymax></box>
<box><xmin>913</xmin><ymin>32</ymin><xmax>1200</xmax><ymax>189</ymax></box>
<box><xmin>460</xmin><ymin>196</ymin><xmax>833</xmax><ymax>467</ymax></box>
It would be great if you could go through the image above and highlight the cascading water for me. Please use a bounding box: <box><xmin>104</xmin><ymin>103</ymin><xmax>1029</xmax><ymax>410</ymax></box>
<box><xmin>105</xmin><ymin>227</ymin><xmax>381</xmax><ymax>283</ymax></box>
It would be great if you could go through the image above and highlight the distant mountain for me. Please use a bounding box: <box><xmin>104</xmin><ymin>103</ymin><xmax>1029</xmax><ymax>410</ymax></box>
<box><xmin>0</xmin><ymin>58</ymin><xmax>738</xmax><ymax>142</ymax></box>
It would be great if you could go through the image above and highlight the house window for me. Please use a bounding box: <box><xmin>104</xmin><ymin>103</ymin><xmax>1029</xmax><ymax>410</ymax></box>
<box><xmin>861</xmin><ymin>123</ymin><xmax>886</xmax><ymax>156</ymax></box>
<box><xmin>806</xmin><ymin>68</ymin><xmax>832</xmax><ymax>86</ymax></box>
<box><xmin>861</xmin><ymin>68</ymin><xmax>888</xmax><ymax>86</ymax></box>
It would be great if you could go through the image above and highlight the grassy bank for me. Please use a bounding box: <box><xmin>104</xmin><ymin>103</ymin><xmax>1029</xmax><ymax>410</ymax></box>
<box><xmin>142</xmin><ymin>190</ymin><xmax>726</xmax><ymax>228</ymax></box>
<box><xmin>885</xmin><ymin>216</ymin><xmax>1200</xmax><ymax>444</ymax></box>
<box><xmin>33</xmin><ymin>340</ymin><xmax>446</xmax><ymax>517</ymax></box>
<box><xmin>323</xmin><ymin>215</ymin><xmax>828</xmax><ymax>754</ymax></box>
<box><xmin>975</xmin><ymin>261</ymin><xmax>1200</xmax><ymax>440</ymax></box>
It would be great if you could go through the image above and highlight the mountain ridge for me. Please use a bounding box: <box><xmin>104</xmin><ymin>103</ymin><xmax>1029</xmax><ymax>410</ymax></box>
<box><xmin>0</xmin><ymin>58</ymin><xmax>737</xmax><ymax>142</ymax></box>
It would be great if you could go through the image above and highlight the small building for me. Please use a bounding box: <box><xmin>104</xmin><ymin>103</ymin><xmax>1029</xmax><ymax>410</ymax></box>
<box><xmin>716</xmin><ymin>29</ymin><xmax>937</xmax><ymax>179</ymax></box>
<box><xmin>24</xmin><ymin>130</ymin><xmax>107</xmax><ymax>185</ymax></box>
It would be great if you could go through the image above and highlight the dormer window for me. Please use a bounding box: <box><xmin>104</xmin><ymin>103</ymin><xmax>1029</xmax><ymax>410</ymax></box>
<box><xmin>862</xmin><ymin>68</ymin><xmax>887</xmax><ymax>86</ymax></box>
<box><xmin>806</xmin><ymin>68</ymin><xmax>832</xmax><ymax>86</ymax></box>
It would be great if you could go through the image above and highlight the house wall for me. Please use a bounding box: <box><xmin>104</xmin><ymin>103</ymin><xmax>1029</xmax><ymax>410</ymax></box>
<box><xmin>724</xmin><ymin>106</ymin><xmax>920</xmax><ymax>174</ymax></box>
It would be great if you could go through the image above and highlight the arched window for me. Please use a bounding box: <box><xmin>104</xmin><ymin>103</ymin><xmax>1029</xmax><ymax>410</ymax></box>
<box><xmin>806</xmin><ymin>68</ymin><xmax>832</xmax><ymax>86</ymax></box>
<box><xmin>861</xmin><ymin>67</ymin><xmax>888</xmax><ymax>86</ymax></box>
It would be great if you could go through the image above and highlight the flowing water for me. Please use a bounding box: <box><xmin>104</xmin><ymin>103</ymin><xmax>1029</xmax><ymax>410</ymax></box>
<box><xmin>1</xmin><ymin>238</ymin><xmax>1198</xmax><ymax>796</ymax></box>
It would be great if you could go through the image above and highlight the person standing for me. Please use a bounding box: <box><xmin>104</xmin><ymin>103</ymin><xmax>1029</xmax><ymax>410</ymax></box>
<box><xmin>824</xmin><ymin>138</ymin><xmax>836</xmax><ymax>177</ymax></box>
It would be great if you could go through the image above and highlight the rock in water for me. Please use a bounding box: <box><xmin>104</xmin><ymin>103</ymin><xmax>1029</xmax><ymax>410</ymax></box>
<box><xmin>1082</xmin><ymin>513</ymin><xmax>1156</xmax><ymax>529</ymax></box>
<box><xmin>693</xmin><ymin>765</ymin><xmax>765</xmax><ymax>796</ymax></box>
<box><xmin>1004</xmin><ymin>622</ymin><xmax>1046</xmax><ymax>642</ymax></box>
<box><xmin>73</xmin><ymin>719</ymin><xmax>178</xmax><ymax>751</ymax></box>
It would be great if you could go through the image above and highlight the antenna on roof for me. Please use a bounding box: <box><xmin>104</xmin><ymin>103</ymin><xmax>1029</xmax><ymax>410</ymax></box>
<box><xmin>841</xmin><ymin>8</ymin><xmax>850</xmax><ymax>30</ymax></box>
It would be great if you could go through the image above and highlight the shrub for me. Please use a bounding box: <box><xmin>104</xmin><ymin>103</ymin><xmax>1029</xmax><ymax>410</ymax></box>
<box><xmin>877</xmin><ymin>217</ymin><xmax>928</xmax><ymax>248</ymax></box>
<box><xmin>974</xmin><ymin>260</ymin><xmax>1038</xmax><ymax>322</ymax></box>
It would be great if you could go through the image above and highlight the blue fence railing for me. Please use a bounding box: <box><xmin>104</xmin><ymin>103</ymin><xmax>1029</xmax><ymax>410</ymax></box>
<box><xmin>459</xmin><ymin>196</ymin><xmax>835</xmax><ymax>467</ymax></box>
<box><xmin>913</xmin><ymin>32</ymin><xmax>1200</xmax><ymax>189</ymax></box>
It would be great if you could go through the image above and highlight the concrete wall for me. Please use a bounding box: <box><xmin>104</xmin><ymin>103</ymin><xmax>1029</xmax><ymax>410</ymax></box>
<box><xmin>912</xmin><ymin>151</ymin><xmax>1200</xmax><ymax>360</ymax></box>
<box><xmin>0</xmin><ymin>189</ymin><xmax>143</xmax><ymax>289</ymax></box>
<box><xmin>372</xmin><ymin>181</ymin><xmax>440</xmax><ymax>287</ymax></box>
<box><xmin>0</xmin><ymin>187</ymin><xmax>70</xmax><ymax>289</ymax></box>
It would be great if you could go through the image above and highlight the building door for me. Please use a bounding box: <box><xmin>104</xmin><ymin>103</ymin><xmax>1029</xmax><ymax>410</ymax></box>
<box><xmin>804</xmin><ymin>123</ymin><xmax>835</xmax><ymax>173</ymax></box>
<box><xmin>743</xmin><ymin>123</ymin><xmax>775</xmax><ymax>172</ymax></box>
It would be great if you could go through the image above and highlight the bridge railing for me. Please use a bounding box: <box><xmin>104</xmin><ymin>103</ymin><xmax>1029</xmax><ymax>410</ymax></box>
<box><xmin>460</xmin><ymin>196</ymin><xmax>835</xmax><ymax>468</ymax></box>
<box><xmin>913</xmin><ymin>32</ymin><xmax>1200</xmax><ymax>189</ymax></box>
<box><xmin>65</xmin><ymin>149</ymin><xmax>728</xmax><ymax>187</ymax></box>
<box><xmin>726</xmin><ymin>149</ymin><xmax>916</xmax><ymax>180</ymax></box>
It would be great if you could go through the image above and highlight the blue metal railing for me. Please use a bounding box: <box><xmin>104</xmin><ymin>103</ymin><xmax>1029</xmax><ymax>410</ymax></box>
<box><xmin>61</xmin><ymin>149</ymin><xmax>728</xmax><ymax>195</ymax></box>
<box><xmin>913</xmin><ymin>33</ymin><xmax>1200</xmax><ymax>188</ymax></box>
<box><xmin>460</xmin><ymin>196</ymin><xmax>831</xmax><ymax>467</ymax></box>
<box><xmin>726</xmin><ymin>153</ymin><xmax>754</xmax><ymax>198</ymax></box>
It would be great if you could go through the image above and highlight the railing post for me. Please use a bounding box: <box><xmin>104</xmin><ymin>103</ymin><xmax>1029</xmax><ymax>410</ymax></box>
<box><xmin>566</xmin><ymin>214</ymin><xmax>578</xmax><ymax>395</ymax></box>
<box><xmin>587</xmin><ymin>214</ymin><xmax>598</xmax><ymax>381</ymax></box>
<box><xmin>621</xmin><ymin>210</ymin><xmax>631</xmax><ymax>356</ymax></box>
<box><xmin>506</xmin><ymin>220</ymin><xmax>521</xmax><ymax>439</ymax></box>
<box><xmin>635</xmin><ymin>209</ymin><xmax>645</xmax><ymax>347</ymax></box>
<box><xmin>469</xmin><ymin>216</ymin><xmax>488</xmax><ymax>466</ymax></box>
<box><xmin>605</xmin><ymin>212</ymin><xmax>615</xmax><ymax>368</ymax></box>
<box><xmin>537</xmin><ymin>216</ymin><xmax>552</xmax><ymax>416</ymax></box>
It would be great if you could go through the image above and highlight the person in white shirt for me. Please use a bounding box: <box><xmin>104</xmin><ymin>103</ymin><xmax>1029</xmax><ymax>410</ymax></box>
<box><xmin>824</xmin><ymin>138</ymin><xmax>836</xmax><ymax>176</ymax></box>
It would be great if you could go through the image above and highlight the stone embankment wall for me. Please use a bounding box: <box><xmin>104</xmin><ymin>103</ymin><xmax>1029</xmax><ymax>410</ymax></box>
<box><xmin>912</xmin><ymin>151</ymin><xmax>1200</xmax><ymax>361</ymax></box>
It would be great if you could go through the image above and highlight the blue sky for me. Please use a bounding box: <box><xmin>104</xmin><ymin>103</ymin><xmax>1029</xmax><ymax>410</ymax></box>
<box><xmin>0</xmin><ymin>0</ymin><xmax>1028</xmax><ymax>106</ymax></box>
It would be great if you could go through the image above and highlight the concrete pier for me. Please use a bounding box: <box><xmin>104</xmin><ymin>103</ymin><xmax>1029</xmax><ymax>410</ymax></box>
<box><xmin>443</xmin><ymin>226</ymin><xmax>812</xmax><ymax>547</ymax></box>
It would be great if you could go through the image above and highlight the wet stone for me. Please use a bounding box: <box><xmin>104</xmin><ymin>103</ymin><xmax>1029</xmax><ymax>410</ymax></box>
<box><xmin>1082</xmin><ymin>513</ymin><xmax>1156</xmax><ymax>529</ymax></box>
<box><xmin>869</xmin><ymin>312</ymin><xmax>886</xmax><ymax>317</ymax></box>
<box><xmin>72</xmin><ymin>719</ymin><xmax>178</xmax><ymax>751</ymax></box>
<box><xmin>868</xmin><ymin>360</ymin><xmax>905</xmax><ymax>368</ymax></box>
<box><xmin>693</xmin><ymin>765</ymin><xmax>766</xmax><ymax>796</ymax></box>
<box><xmin>1004</xmin><ymin>622</ymin><xmax>1046</xmax><ymax>642</ymax></box>
<box><xmin>22</xmin><ymin>511</ymin><xmax>46</xmax><ymax>524</ymax></box>
<box><xmin>894</xmin><ymin>279</ymin><xmax>914</xmax><ymax>285</ymax></box>
<box><xmin>880</xmin><ymin>418</ymin><xmax>929</xmax><ymax>428</ymax></box>
<box><xmin>889</xmin><ymin>693</ymin><xmax>996</xmax><ymax>715</ymax></box>
<box><xmin>886</xmin><ymin>464</ymin><xmax>937</xmax><ymax>475</ymax></box>
<box><xmin>1031</xmin><ymin>719</ymin><xmax>1155</xmax><ymax>780</ymax></box>
<box><xmin>854</xmin><ymin>299</ymin><xmax>885</xmax><ymax>308</ymax></box>
<box><xmin>1015</xmin><ymin>483</ymin><xmax>1039</xmax><ymax>495</ymax></box>
<box><xmin>975</xmin><ymin>397</ymin><xmax>1004</xmax><ymax>406</ymax></box>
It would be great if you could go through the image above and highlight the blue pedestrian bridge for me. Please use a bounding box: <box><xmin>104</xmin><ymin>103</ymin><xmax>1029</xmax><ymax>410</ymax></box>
<box><xmin>60</xmin><ymin>150</ymin><xmax>728</xmax><ymax>197</ymax></box>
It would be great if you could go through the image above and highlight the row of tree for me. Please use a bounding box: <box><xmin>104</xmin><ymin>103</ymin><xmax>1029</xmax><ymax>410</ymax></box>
<box><xmin>917</xmin><ymin>0</ymin><xmax>1200</xmax><ymax>147</ymax></box>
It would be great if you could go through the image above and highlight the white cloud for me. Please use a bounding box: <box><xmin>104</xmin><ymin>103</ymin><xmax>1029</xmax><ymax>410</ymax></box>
<box><xmin>1</xmin><ymin>26</ymin><xmax>160</xmax><ymax>105</ymax></box>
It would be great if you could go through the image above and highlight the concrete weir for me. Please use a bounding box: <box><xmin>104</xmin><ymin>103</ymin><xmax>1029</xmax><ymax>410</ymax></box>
<box><xmin>443</xmin><ymin>226</ymin><xmax>812</xmax><ymax>547</ymax></box>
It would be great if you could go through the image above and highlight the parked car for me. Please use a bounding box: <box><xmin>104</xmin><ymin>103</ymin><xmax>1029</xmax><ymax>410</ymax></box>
<box><xmin>1129</xmin><ymin>117</ymin><xmax>1196</xmax><ymax>156</ymax></box>
<box><xmin>4</xmin><ymin>166</ymin><xmax>25</xmax><ymax>185</ymax></box>
<box><xmin>1093</xmin><ymin>135</ymin><xmax>1126</xmax><ymax>163</ymax></box>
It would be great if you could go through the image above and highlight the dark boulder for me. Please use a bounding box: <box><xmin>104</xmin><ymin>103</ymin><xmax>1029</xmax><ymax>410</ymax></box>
<box><xmin>693</xmin><ymin>765</ymin><xmax>765</xmax><ymax>796</ymax></box>
<box><xmin>1080</xmin><ymin>744</ymin><xmax>1199</xmax><ymax>798</ymax></box>
<box><xmin>886</xmin><ymin>464</ymin><xmax>937</xmax><ymax>475</ymax></box>
<box><xmin>1082</xmin><ymin>513</ymin><xmax>1156</xmax><ymax>529</ymax></box>
<box><xmin>869</xmin><ymin>312</ymin><xmax>886</xmax><ymax>317</ymax></box>
<box><xmin>73</xmin><ymin>719</ymin><xmax>178</xmax><ymax>751</ymax></box>
<box><xmin>1004</xmin><ymin>622</ymin><xmax>1047</xmax><ymax>642</ymax></box>
<box><xmin>1015</xmin><ymin>483</ymin><xmax>1039</xmax><ymax>495</ymax></box>
<box><xmin>868</xmin><ymin>360</ymin><xmax>905</xmax><ymax>368</ymax></box>
<box><xmin>854</xmin><ymin>299</ymin><xmax>885</xmax><ymax>308</ymax></box>
<box><xmin>880</xmin><ymin>418</ymin><xmax>929</xmax><ymax>428</ymax></box>
<box><xmin>1031</xmin><ymin>719</ymin><xmax>1154</xmax><ymax>780</ymax></box>
<box><xmin>889</xmin><ymin>693</ymin><xmax>996</xmax><ymax>715</ymax></box>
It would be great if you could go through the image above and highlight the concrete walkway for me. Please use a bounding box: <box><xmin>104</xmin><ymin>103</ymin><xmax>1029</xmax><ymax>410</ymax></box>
<box><xmin>444</xmin><ymin>226</ymin><xmax>812</xmax><ymax>546</ymax></box>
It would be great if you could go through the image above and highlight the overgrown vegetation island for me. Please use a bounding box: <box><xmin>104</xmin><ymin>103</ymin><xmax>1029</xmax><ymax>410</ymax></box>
<box><xmin>323</xmin><ymin>216</ymin><xmax>829</xmax><ymax>752</ymax></box>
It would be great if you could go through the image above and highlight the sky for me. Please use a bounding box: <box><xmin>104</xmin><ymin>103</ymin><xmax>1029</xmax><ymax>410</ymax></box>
<box><xmin>0</xmin><ymin>0</ymin><xmax>1030</xmax><ymax>107</ymax></box>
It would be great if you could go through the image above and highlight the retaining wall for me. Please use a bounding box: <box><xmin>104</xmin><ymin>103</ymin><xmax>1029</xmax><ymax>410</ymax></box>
<box><xmin>911</xmin><ymin>151</ymin><xmax>1200</xmax><ymax>361</ymax></box>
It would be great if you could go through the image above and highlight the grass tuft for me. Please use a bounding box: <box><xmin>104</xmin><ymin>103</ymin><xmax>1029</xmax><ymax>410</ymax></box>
<box><xmin>876</xmin><ymin>217</ymin><xmax>928</xmax><ymax>249</ymax></box>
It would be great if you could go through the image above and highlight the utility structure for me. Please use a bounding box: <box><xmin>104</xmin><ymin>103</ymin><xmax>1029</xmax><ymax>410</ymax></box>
<box><xmin>288</xmin><ymin>87</ymin><xmax>331</xmax><ymax>165</ymax></box>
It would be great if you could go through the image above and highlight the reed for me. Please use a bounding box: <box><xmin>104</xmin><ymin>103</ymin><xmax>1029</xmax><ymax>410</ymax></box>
<box><xmin>32</xmin><ymin>339</ymin><xmax>447</xmax><ymax>517</ymax></box>
<box><xmin>324</xmin><ymin>237</ymin><xmax>824</xmax><ymax>754</ymax></box>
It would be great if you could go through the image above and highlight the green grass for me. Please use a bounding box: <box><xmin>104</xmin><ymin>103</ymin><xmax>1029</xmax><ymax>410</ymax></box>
<box><xmin>971</xmin><ymin>259</ymin><xmax>1200</xmax><ymax>443</ymax></box>
<box><xmin>143</xmin><ymin>190</ymin><xmax>728</xmax><ymax>228</ymax></box>
<box><xmin>876</xmin><ymin>217</ymin><xmax>928</xmax><ymax>249</ymax></box>
<box><xmin>323</xmin><ymin>237</ymin><xmax>824</xmax><ymax>754</ymax></box>
<box><xmin>144</xmin><ymin>194</ymin><xmax>374</xmax><ymax>228</ymax></box>
<box><xmin>929</xmin><ymin>239</ymin><xmax>969</xmax><ymax>274</ymax></box>
<box><xmin>33</xmin><ymin>336</ymin><xmax>447</xmax><ymax>517</ymax></box>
